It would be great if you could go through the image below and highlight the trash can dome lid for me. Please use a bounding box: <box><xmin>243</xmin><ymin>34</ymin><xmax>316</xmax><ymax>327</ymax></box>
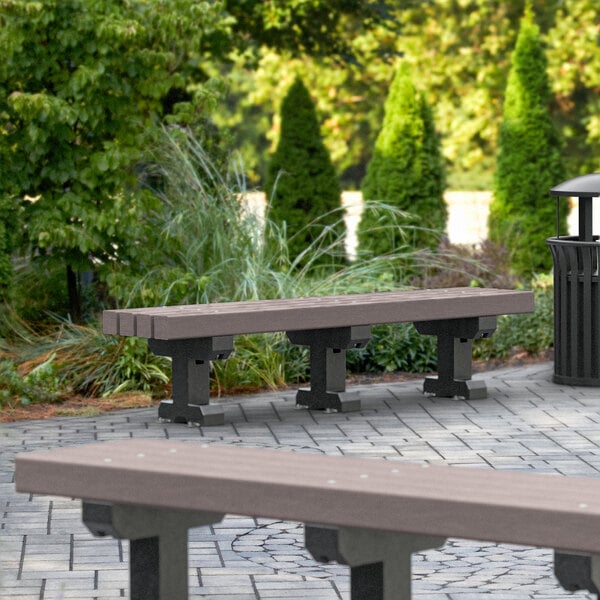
<box><xmin>550</xmin><ymin>173</ymin><xmax>600</xmax><ymax>197</ymax></box>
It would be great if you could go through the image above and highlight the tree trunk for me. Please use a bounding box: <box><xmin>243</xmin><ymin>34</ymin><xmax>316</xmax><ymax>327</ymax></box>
<box><xmin>66</xmin><ymin>265</ymin><xmax>83</xmax><ymax>324</ymax></box>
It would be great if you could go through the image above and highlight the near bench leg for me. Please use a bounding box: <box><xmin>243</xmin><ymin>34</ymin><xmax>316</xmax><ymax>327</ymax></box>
<box><xmin>148</xmin><ymin>336</ymin><xmax>233</xmax><ymax>426</ymax></box>
<box><xmin>414</xmin><ymin>317</ymin><xmax>497</xmax><ymax>400</ymax></box>
<box><xmin>287</xmin><ymin>326</ymin><xmax>371</xmax><ymax>412</ymax></box>
<box><xmin>83</xmin><ymin>502</ymin><xmax>224</xmax><ymax>600</ymax></box>
<box><xmin>130</xmin><ymin>536</ymin><xmax>160</xmax><ymax>600</ymax></box>
<box><xmin>305</xmin><ymin>524</ymin><xmax>445</xmax><ymax>599</ymax></box>
<box><xmin>554</xmin><ymin>551</ymin><xmax>600</xmax><ymax>596</ymax></box>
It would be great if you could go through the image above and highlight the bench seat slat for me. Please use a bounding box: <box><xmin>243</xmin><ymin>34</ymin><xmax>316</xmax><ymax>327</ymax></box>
<box><xmin>103</xmin><ymin>288</ymin><xmax>533</xmax><ymax>340</ymax></box>
<box><xmin>15</xmin><ymin>439</ymin><xmax>600</xmax><ymax>555</ymax></box>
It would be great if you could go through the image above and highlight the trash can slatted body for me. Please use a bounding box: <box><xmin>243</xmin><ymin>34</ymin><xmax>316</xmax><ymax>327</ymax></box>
<box><xmin>549</xmin><ymin>237</ymin><xmax>600</xmax><ymax>384</ymax></box>
<box><xmin>548</xmin><ymin>173</ymin><xmax>600</xmax><ymax>386</ymax></box>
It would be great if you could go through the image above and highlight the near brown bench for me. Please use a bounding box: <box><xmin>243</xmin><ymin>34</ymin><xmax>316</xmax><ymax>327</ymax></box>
<box><xmin>103</xmin><ymin>287</ymin><xmax>534</xmax><ymax>425</ymax></box>
<box><xmin>15</xmin><ymin>439</ymin><xmax>600</xmax><ymax>599</ymax></box>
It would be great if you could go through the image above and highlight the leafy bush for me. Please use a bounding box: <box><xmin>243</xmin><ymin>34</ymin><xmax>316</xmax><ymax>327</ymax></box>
<box><xmin>0</xmin><ymin>357</ymin><xmax>64</xmax><ymax>409</ymax></box>
<box><xmin>474</xmin><ymin>276</ymin><xmax>553</xmax><ymax>360</ymax></box>
<box><xmin>7</xmin><ymin>258</ymin><xmax>71</xmax><ymax>324</ymax></box>
<box><xmin>347</xmin><ymin>323</ymin><xmax>437</xmax><ymax>374</ymax></box>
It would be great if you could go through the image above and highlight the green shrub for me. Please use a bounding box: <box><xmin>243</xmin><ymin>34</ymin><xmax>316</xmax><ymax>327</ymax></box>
<box><xmin>0</xmin><ymin>357</ymin><xmax>63</xmax><ymax>408</ymax></box>
<box><xmin>105</xmin><ymin>127</ymin><xmax>265</xmax><ymax>306</ymax></box>
<box><xmin>79</xmin><ymin>335</ymin><xmax>170</xmax><ymax>397</ymax></box>
<box><xmin>265</xmin><ymin>77</ymin><xmax>343</xmax><ymax>269</ymax></box>
<box><xmin>358</xmin><ymin>63</ymin><xmax>446</xmax><ymax>257</ymax></box>
<box><xmin>488</xmin><ymin>6</ymin><xmax>565</xmax><ymax>277</ymax></box>
<box><xmin>347</xmin><ymin>323</ymin><xmax>437</xmax><ymax>374</ymax></box>
<box><xmin>474</xmin><ymin>276</ymin><xmax>554</xmax><ymax>360</ymax></box>
<box><xmin>349</xmin><ymin>277</ymin><xmax>553</xmax><ymax>376</ymax></box>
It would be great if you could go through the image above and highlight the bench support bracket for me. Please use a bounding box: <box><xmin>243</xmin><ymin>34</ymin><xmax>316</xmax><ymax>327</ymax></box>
<box><xmin>148</xmin><ymin>336</ymin><xmax>234</xmax><ymax>426</ymax></box>
<box><xmin>287</xmin><ymin>326</ymin><xmax>371</xmax><ymax>412</ymax></box>
<box><xmin>306</xmin><ymin>524</ymin><xmax>445</xmax><ymax>599</ymax></box>
<box><xmin>414</xmin><ymin>316</ymin><xmax>497</xmax><ymax>400</ymax></box>
<box><xmin>554</xmin><ymin>551</ymin><xmax>600</xmax><ymax>597</ymax></box>
<box><xmin>82</xmin><ymin>501</ymin><xmax>224</xmax><ymax>600</ymax></box>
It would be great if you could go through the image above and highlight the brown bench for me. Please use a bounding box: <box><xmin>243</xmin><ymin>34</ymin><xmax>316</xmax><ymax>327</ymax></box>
<box><xmin>15</xmin><ymin>439</ymin><xmax>600</xmax><ymax>599</ymax></box>
<box><xmin>103</xmin><ymin>287</ymin><xmax>534</xmax><ymax>425</ymax></box>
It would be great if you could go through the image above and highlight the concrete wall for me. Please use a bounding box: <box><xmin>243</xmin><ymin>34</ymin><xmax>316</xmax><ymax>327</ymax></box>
<box><xmin>244</xmin><ymin>191</ymin><xmax>585</xmax><ymax>259</ymax></box>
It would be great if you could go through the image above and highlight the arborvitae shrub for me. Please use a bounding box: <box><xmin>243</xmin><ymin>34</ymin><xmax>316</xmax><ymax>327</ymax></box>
<box><xmin>358</xmin><ymin>63</ymin><xmax>446</xmax><ymax>258</ymax></box>
<box><xmin>265</xmin><ymin>77</ymin><xmax>343</xmax><ymax>269</ymax></box>
<box><xmin>488</xmin><ymin>7</ymin><xmax>565</xmax><ymax>277</ymax></box>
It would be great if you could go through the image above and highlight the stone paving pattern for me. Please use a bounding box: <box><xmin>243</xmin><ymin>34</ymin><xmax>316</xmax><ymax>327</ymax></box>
<box><xmin>1</xmin><ymin>362</ymin><xmax>600</xmax><ymax>599</ymax></box>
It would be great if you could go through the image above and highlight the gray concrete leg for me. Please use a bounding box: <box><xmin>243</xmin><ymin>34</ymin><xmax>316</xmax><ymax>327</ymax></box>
<box><xmin>306</xmin><ymin>524</ymin><xmax>445</xmax><ymax>599</ymax></box>
<box><xmin>148</xmin><ymin>336</ymin><xmax>233</xmax><ymax>425</ymax></box>
<box><xmin>414</xmin><ymin>316</ymin><xmax>497</xmax><ymax>399</ymax></box>
<box><xmin>287</xmin><ymin>326</ymin><xmax>371</xmax><ymax>412</ymax></box>
<box><xmin>83</xmin><ymin>501</ymin><xmax>223</xmax><ymax>600</ymax></box>
<box><xmin>554</xmin><ymin>551</ymin><xmax>600</xmax><ymax>596</ymax></box>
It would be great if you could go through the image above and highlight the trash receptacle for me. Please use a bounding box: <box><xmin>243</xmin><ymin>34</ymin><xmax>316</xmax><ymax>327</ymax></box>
<box><xmin>547</xmin><ymin>173</ymin><xmax>600</xmax><ymax>385</ymax></box>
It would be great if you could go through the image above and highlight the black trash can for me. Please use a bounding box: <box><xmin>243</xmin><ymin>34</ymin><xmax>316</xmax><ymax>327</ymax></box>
<box><xmin>547</xmin><ymin>173</ymin><xmax>600</xmax><ymax>385</ymax></box>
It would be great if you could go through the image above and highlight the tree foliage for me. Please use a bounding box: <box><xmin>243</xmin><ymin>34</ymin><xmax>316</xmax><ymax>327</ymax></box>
<box><xmin>488</xmin><ymin>6</ymin><xmax>565</xmax><ymax>277</ymax></box>
<box><xmin>0</xmin><ymin>0</ymin><xmax>398</xmax><ymax>320</ymax></box>
<box><xmin>0</xmin><ymin>196</ymin><xmax>18</xmax><ymax>297</ymax></box>
<box><xmin>546</xmin><ymin>0</ymin><xmax>600</xmax><ymax>175</ymax></box>
<box><xmin>217</xmin><ymin>0</ymin><xmax>599</xmax><ymax>192</ymax></box>
<box><xmin>214</xmin><ymin>23</ymin><xmax>399</xmax><ymax>188</ymax></box>
<box><xmin>358</xmin><ymin>64</ymin><xmax>446</xmax><ymax>257</ymax></box>
<box><xmin>265</xmin><ymin>77</ymin><xmax>343</xmax><ymax>267</ymax></box>
<box><xmin>0</xmin><ymin>0</ymin><xmax>235</xmax><ymax>319</ymax></box>
<box><xmin>224</xmin><ymin>0</ymin><xmax>396</xmax><ymax>61</ymax></box>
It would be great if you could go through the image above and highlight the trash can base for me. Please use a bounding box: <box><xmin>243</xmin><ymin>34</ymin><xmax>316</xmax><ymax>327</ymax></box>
<box><xmin>553</xmin><ymin>373</ymin><xmax>600</xmax><ymax>387</ymax></box>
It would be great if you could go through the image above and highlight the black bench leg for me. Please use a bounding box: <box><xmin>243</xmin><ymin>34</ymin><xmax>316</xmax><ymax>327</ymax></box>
<box><xmin>130</xmin><ymin>536</ymin><xmax>160</xmax><ymax>600</ymax></box>
<box><xmin>305</xmin><ymin>524</ymin><xmax>445</xmax><ymax>599</ymax></box>
<box><xmin>148</xmin><ymin>336</ymin><xmax>233</xmax><ymax>426</ymax></box>
<box><xmin>287</xmin><ymin>326</ymin><xmax>371</xmax><ymax>412</ymax></box>
<box><xmin>82</xmin><ymin>501</ymin><xmax>224</xmax><ymax>600</ymax></box>
<box><xmin>414</xmin><ymin>316</ymin><xmax>497</xmax><ymax>400</ymax></box>
<box><xmin>555</xmin><ymin>551</ymin><xmax>600</xmax><ymax>596</ymax></box>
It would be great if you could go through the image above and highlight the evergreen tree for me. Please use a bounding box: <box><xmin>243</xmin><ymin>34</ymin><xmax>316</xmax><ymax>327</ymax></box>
<box><xmin>488</xmin><ymin>6</ymin><xmax>565</xmax><ymax>277</ymax></box>
<box><xmin>358</xmin><ymin>63</ymin><xmax>446</xmax><ymax>258</ymax></box>
<box><xmin>265</xmin><ymin>77</ymin><xmax>343</xmax><ymax>268</ymax></box>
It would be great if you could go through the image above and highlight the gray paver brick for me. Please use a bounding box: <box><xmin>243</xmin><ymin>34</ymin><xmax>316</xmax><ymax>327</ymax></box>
<box><xmin>1</xmin><ymin>362</ymin><xmax>599</xmax><ymax>598</ymax></box>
